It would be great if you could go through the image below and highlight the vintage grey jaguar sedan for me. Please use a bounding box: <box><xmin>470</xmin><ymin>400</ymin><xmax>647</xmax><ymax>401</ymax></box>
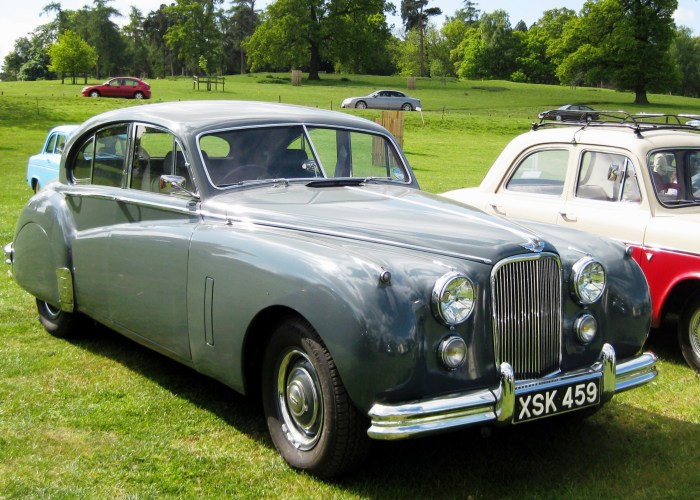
<box><xmin>5</xmin><ymin>101</ymin><xmax>657</xmax><ymax>478</ymax></box>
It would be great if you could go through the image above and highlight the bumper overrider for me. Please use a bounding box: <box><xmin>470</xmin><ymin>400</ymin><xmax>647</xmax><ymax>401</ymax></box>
<box><xmin>4</xmin><ymin>242</ymin><xmax>13</xmax><ymax>267</ymax></box>
<box><xmin>367</xmin><ymin>343</ymin><xmax>657</xmax><ymax>439</ymax></box>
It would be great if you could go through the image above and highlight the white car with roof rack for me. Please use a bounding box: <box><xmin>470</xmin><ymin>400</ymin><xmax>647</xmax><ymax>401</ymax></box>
<box><xmin>443</xmin><ymin>111</ymin><xmax>700</xmax><ymax>372</ymax></box>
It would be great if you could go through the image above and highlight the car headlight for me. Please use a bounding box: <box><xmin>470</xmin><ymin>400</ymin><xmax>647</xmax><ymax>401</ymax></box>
<box><xmin>431</xmin><ymin>272</ymin><xmax>475</xmax><ymax>325</ymax></box>
<box><xmin>571</xmin><ymin>257</ymin><xmax>606</xmax><ymax>304</ymax></box>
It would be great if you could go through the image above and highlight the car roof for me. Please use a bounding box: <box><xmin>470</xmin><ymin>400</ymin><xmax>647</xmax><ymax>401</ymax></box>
<box><xmin>74</xmin><ymin>100</ymin><xmax>390</xmax><ymax>138</ymax></box>
<box><xmin>511</xmin><ymin>123</ymin><xmax>700</xmax><ymax>155</ymax></box>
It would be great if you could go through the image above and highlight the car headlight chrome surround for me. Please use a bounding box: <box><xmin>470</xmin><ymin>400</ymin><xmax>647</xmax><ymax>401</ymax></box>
<box><xmin>574</xmin><ymin>313</ymin><xmax>598</xmax><ymax>344</ymax></box>
<box><xmin>431</xmin><ymin>272</ymin><xmax>475</xmax><ymax>326</ymax></box>
<box><xmin>438</xmin><ymin>335</ymin><xmax>468</xmax><ymax>370</ymax></box>
<box><xmin>571</xmin><ymin>257</ymin><xmax>606</xmax><ymax>305</ymax></box>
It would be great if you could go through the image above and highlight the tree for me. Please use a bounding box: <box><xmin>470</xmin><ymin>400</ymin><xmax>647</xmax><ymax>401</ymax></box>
<box><xmin>513</xmin><ymin>8</ymin><xmax>576</xmax><ymax>84</ymax></box>
<box><xmin>223</xmin><ymin>0</ymin><xmax>260</xmax><ymax>74</ymax></box>
<box><xmin>164</xmin><ymin>0</ymin><xmax>224</xmax><ymax>75</ymax></box>
<box><xmin>244</xmin><ymin>0</ymin><xmax>392</xmax><ymax>80</ymax></box>
<box><xmin>452</xmin><ymin>10</ymin><xmax>518</xmax><ymax>80</ymax></box>
<box><xmin>401</xmin><ymin>0</ymin><xmax>442</xmax><ymax>76</ymax></box>
<box><xmin>47</xmin><ymin>30</ymin><xmax>98</xmax><ymax>83</ymax></box>
<box><xmin>556</xmin><ymin>0</ymin><xmax>678</xmax><ymax>104</ymax></box>
<box><xmin>669</xmin><ymin>27</ymin><xmax>700</xmax><ymax>97</ymax></box>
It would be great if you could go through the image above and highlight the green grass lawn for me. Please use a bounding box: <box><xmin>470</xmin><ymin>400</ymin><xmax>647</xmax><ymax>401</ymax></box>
<box><xmin>1</xmin><ymin>74</ymin><xmax>699</xmax><ymax>498</ymax></box>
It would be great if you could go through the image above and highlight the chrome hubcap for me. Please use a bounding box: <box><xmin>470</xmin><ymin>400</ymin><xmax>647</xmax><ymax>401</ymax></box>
<box><xmin>689</xmin><ymin>308</ymin><xmax>700</xmax><ymax>355</ymax></box>
<box><xmin>276</xmin><ymin>348</ymin><xmax>323</xmax><ymax>450</ymax></box>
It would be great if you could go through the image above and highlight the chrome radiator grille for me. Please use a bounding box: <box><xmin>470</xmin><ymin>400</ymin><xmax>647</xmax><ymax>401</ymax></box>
<box><xmin>491</xmin><ymin>253</ymin><xmax>562</xmax><ymax>379</ymax></box>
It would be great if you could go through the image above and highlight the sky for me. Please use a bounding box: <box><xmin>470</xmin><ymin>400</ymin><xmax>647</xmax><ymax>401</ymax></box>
<box><xmin>2</xmin><ymin>0</ymin><xmax>700</xmax><ymax>66</ymax></box>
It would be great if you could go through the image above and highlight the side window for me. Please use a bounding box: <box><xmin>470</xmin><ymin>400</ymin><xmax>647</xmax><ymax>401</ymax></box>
<box><xmin>131</xmin><ymin>125</ymin><xmax>192</xmax><ymax>193</ymax></box>
<box><xmin>45</xmin><ymin>134</ymin><xmax>58</xmax><ymax>154</ymax></box>
<box><xmin>93</xmin><ymin>125</ymin><xmax>128</xmax><ymax>187</ymax></box>
<box><xmin>55</xmin><ymin>134</ymin><xmax>67</xmax><ymax>154</ymax></box>
<box><xmin>505</xmin><ymin>149</ymin><xmax>568</xmax><ymax>195</ymax></box>
<box><xmin>576</xmin><ymin>151</ymin><xmax>639</xmax><ymax>202</ymax></box>
<box><xmin>306</xmin><ymin>127</ymin><xmax>406</xmax><ymax>180</ymax></box>
<box><xmin>72</xmin><ymin>137</ymin><xmax>94</xmax><ymax>183</ymax></box>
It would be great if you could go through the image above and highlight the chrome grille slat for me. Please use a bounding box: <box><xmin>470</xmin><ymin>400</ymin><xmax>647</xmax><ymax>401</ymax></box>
<box><xmin>491</xmin><ymin>254</ymin><xmax>562</xmax><ymax>379</ymax></box>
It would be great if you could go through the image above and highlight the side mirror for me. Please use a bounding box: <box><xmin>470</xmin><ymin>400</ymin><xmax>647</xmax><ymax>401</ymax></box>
<box><xmin>159</xmin><ymin>175</ymin><xmax>199</xmax><ymax>199</ymax></box>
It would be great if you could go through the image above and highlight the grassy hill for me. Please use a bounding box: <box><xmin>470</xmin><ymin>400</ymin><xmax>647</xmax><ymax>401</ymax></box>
<box><xmin>0</xmin><ymin>75</ymin><xmax>698</xmax><ymax>498</ymax></box>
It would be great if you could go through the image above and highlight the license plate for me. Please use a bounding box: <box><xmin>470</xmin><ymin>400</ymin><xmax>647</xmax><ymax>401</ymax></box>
<box><xmin>514</xmin><ymin>379</ymin><xmax>600</xmax><ymax>423</ymax></box>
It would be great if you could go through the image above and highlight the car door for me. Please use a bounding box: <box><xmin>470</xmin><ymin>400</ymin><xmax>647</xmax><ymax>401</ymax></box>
<box><xmin>485</xmin><ymin>147</ymin><xmax>571</xmax><ymax>224</ymax></box>
<box><xmin>67</xmin><ymin>123</ymin><xmax>198</xmax><ymax>361</ymax></box>
<box><xmin>556</xmin><ymin>149</ymin><xmax>651</xmax><ymax>246</ymax></box>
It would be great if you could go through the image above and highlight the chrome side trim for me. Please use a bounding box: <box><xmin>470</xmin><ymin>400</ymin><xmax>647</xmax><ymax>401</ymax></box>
<box><xmin>367</xmin><ymin>343</ymin><xmax>657</xmax><ymax>440</ymax></box>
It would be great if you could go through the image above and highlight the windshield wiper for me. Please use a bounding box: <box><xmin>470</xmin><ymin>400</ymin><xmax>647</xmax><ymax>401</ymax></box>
<box><xmin>306</xmin><ymin>177</ymin><xmax>390</xmax><ymax>188</ymax></box>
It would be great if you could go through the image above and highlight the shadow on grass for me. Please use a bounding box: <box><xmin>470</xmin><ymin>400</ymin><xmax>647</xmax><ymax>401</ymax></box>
<box><xmin>67</xmin><ymin>324</ymin><xmax>270</xmax><ymax>443</ymax></box>
<box><xmin>65</xmin><ymin>322</ymin><xmax>698</xmax><ymax>497</ymax></box>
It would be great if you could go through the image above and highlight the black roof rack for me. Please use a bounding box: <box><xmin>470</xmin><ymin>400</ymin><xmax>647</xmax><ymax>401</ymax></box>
<box><xmin>532</xmin><ymin>110</ymin><xmax>700</xmax><ymax>136</ymax></box>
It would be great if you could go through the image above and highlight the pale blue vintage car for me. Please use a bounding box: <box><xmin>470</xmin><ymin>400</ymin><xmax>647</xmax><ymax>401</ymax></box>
<box><xmin>26</xmin><ymin>124</ymin><xmax>79</xmax><ymax>192</ymax></box>
<box><xmin>5</xmin><ymin>101</ymin><xmax>657</xmax><ymax>477</ymax></box>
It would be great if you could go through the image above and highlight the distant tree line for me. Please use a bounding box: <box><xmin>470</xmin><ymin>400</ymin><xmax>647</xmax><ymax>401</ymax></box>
<box><xmin>3</xmin><ymin>0</ymin><xmax>699</xmax><ymax>103</ymax></box>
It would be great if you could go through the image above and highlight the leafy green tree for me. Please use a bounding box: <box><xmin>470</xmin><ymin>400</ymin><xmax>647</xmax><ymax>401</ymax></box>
<box><xmin>452</xmin><ymin>10</ymin><xmax>518</xmax><ymax>80</ymax></box>
<box><xmin>556</xmin><ymin>0</ymin><xmax>678</xmax><ymax>104</ymax></box>
<box><xmin>47</xmin><ymin>30</ymin><xmax>98</xmax><ymax>83</ymax></box>
<box><xmin>165</xmin><ymin>0</ymin><xmax>224</xmax><ymax>75</ymax></box>
<box><xmin>245</xmin><ymin>0</ymin><xmax>392</xmax><ymax>80</ymax></box>
<box><xmin>401</xmin><ymin>0</ymin><xmax>442</xmax><ymax>76</ymax></box>
<box><xmin>514</xmin><ymin>8</ymin><xmax>576</xmax><ymax>84</ymax></box>
<box><xmin>122</xmin><ymin>7</ymin><xmax>151</xmax><ymax>77</ymax></box>
<box><xmin>222</xmin><ymin>0</ymin><xmax>260</xmax><ymax>74</ymax></box>
<box><xmin>142</xmin><ymin>5</ymin><xmax>180</xmax><ymax>77</ymax></box>
<box><xmin>66</xmin><ymin>0</ymin><xmax>127</xmax><ymax>78</ymax></box>
<box><xmin>669</xmin><ymin>26</ymin><xmax>700</xmax><ymax>97</ymax></box>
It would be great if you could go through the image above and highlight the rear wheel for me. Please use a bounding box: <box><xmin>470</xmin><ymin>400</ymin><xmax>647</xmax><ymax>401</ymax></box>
<box><xmin>355</xmin><ymin>101</ymin><xmax>367</xmax><ymax>109</ymax></box>
<box><xmin>262</xmin><ymin>317</ymin><xmax>369</xmax><ymax>478</ymax></box>
<box><xmin>36</xmin><ymin>299</ymin><xmax>81</xmax><ymax>338</ymax></box>
<box><xmin>678</xmin><ymin>294</ymin><xmax>700</xmax><ymax>372</ymax></box>
<box><xmin>401</xmin><ymin>103</ymin><xmax>413</xmax><ymax>111</ymax></box>
<box><xmin>134</xmin><ymin>91</ymin><xmax>145</xmax><ymax>99</ymax></box>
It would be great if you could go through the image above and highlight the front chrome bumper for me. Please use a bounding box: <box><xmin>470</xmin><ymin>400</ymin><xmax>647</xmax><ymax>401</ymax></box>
<box><xmin>367</xmin><ymin>343</ymin><xmax>657</xmax><ymax>440</ymax></box>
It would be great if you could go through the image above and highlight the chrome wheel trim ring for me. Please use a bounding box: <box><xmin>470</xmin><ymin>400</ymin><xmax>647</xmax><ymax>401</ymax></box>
<box><xmin>276</xmin><ymin>347</ymin><xmax>323</xmax><ymax>451</ymax></box>
<box><xmin>43</xmin><ymin>302</ymin><xmax>61</xmax><ymax>320</ymax></box>
<box><xmin>689</xmin><ymin>307</ymin><xmax>700</xmax><ymax>355</ymax></box>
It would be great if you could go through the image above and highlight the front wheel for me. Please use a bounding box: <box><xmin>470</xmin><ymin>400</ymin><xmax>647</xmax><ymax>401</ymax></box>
<box><xmin>355</xmin><ymin>101</ymin><xmax>367</xmax><ymax>109</ymax></box>
<box><xmin>89</xmin><ymin>90</ymin><xmax>100</xmax><ymax>98</ymax></box>
<box><xmin>36</xmin><ymin>299</ymin><xmax>81</xmax><ymax>338</ymax></box>
<box><xmin>678</xmin><ymin>294</ymin><xmax>700</xmax><ymax>372</ymax></box>
<box><xmin>262</xmin><ymin>317</ymin><xmax>369</xmax><ymax>478</ymax></box>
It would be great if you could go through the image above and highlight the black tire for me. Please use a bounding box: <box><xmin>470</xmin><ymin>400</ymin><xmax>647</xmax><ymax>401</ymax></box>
<box><xmin>355</xmin><ymin>101</ymin><xmax>367</xmax><ymax>109</ymax></box>
<box><xmin>401</xmin><ymin>103</ymin><xmax>413</xmax><ymax>111</ymax></box>
<box><xmin>134</xmin><ymin>91</ymin><xmax>145</xmax><ymax>99</ymax></box>
<box><xmin>262</xmin><ymin>317</ymin><xmax>370</xmax><ymax>478</ymax></box>
<box><xmin>89</xmin><ymin>90</ymin><xmax>100</xmax><ymax>98</ymax></box>
<box><xmin>36</xmin><ymin>299</ymin><xmax>81</xmax><ymax>338</ymax></box>
<box><xmin>678</xmin><ymin>294</ymin><xmax>700</xmax><ymax>372</ymax></box>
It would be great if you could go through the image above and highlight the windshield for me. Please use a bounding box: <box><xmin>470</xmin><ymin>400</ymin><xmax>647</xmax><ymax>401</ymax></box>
<box><xmin>648</xmin><ymin>150</ymin><xmax>700</xmax><ymax>206</ymax></box>
<box><xmin>199</xmin><ymin>125</ymin><xmax>409</xmax><ymax>188</ymax></box>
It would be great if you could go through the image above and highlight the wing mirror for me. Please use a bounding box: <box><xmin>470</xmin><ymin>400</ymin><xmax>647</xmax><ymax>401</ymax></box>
<box><xmin>159</xmin><ymin>175</ymin><xmax>199</xmax><ymax>199</ymax></box>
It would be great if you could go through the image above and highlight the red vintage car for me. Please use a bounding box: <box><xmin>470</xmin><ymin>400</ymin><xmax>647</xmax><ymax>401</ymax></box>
<box><xmin>81</xmin><ymin>77</ymin><xmax>151</xmax><ymax>99</ymax></box>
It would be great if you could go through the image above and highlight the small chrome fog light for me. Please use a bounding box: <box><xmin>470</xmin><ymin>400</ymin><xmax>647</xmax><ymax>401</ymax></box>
<box><xmin>575</xmin><ymin>313</ymin><xmax>598</xmax><ymax>344</ymax></box>
<box><xmin>438</xmin><ymin>336</ymin><xmax>467</xmax><ymax>370</ymax></box>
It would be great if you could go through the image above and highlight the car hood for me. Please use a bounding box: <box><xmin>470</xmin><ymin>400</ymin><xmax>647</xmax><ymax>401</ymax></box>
<box><xmin>203</xmin><ymin>183</ymin><xmax>553</xmax><ymax>265</ymax></box>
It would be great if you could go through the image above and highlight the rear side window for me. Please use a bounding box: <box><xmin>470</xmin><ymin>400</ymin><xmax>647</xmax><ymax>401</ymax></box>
<box><xmin>505</xmin><ymin>149</ymin><xmax>568</xmax><ymax>196</ymax></box>
<box><xmin>70</xmin><ymin>124</ymin><xmax>129</xmax><ymax>186</ymax></box>
<box><xmin>576</xmin><ymin>151</ymin><xmax>640</xmax><ymax>203</ymax></box>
